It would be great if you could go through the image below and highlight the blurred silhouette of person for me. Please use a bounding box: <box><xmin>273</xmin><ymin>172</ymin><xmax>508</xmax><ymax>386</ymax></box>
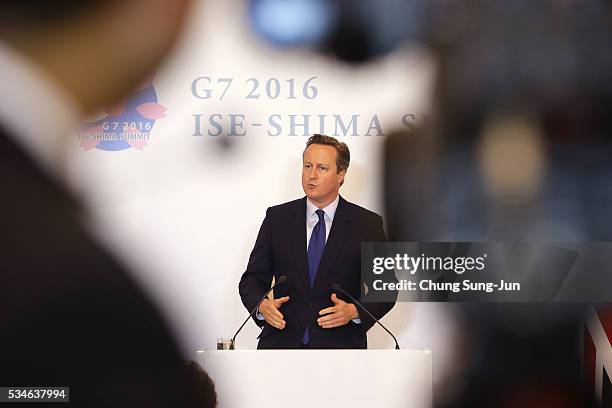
<box><xmin>0</xmin><ymin>1</ymin><xmax>214</xmax><ymax>406</ymax></box>
<box><xmin>184</xmin><ymin>361</ymin><xmax>218</xmax><ymax>408</ymax></box>
<box><xmin>383</xmin><ymin>0</ymin><xmax>612</xmax><ymax>406</ymax></box>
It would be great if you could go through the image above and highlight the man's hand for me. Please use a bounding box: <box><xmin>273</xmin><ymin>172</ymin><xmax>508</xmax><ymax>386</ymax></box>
<box><xmin>259</xmin><ymin>296</ymin><xmax>290</xmax><ymax>329</ymax></box>
<box><xmin>317</xmin><ymin>293</ymin><xmax>359</xmax><ymax>329</ymax></box>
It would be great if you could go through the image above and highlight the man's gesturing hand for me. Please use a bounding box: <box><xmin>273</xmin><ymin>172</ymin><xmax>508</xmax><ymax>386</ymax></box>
<box><xmin>259</xmin><ymin>296</ymin><xmax>290</xmax><ymax>329</ymax></box>
<box><xmin>317</xmin><ymin>293</ymin><xmax>359</xmax><ymax>328</ymax></box>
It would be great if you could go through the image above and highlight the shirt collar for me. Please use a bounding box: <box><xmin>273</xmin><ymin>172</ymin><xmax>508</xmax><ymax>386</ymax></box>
<box><xmin>0</xmin><ymin>41</ymin><xmax>80</xmax><ymax>183</ymax></box>
<box><xmin>306</xmin><ymin>194</ymin><xmax>340</xmax><ymax>221</ymax></box>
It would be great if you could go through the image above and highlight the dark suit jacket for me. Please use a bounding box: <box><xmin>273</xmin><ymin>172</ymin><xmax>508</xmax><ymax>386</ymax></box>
<box><xmin>0</xmin><ymin>128</ymin><xmax>200</xmax><ymax>406</ymax></box>
<box><xmin>239</xmin><ymin>196</ymin><xmax>396</xmax><ymax>349</ymax></box>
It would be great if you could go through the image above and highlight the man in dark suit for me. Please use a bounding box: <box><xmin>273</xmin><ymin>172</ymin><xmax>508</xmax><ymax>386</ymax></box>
<box><xmin>239</xmin><ymin>134</ymin><xmax>396</xmax><ymax>349</ymax></box>
<box><xmin>0</xmin><ymin>1</ymin><xmax>205</xmax><ymax>406</ymax></box>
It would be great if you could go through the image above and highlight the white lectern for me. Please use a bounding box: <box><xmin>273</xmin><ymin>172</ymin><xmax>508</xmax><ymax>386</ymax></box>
<box><xmin>196</xmin><ymin>349</ymin><xmax>432</xmax><ymax>408</ymax></box>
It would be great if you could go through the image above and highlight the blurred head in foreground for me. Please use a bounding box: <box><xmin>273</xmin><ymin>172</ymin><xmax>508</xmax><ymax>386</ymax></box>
<box><xmin>0</xmin><ymin>0</ymin><xmax>192</xmax><ymax>113</ymax></box>
<box><xmin>185</xmin><ymin>361</ymin><xmax>218</xmax><ymax>408</ymax></box>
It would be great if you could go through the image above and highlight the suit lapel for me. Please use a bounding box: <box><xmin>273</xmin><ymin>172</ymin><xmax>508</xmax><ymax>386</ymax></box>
<box><xmin>312</xmin><ymin>196</ymin><xmax>353</xmax><ymax>293</ymax></box>
<box><xmin>288</xmin><ymin>197</ymin><xmax>310</xmax><ymax>294</ymax></box>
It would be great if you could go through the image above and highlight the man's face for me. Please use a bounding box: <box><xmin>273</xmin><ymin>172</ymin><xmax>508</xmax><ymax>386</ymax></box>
<box><xmin>302</xmin><ymin>144</ymin><xmax>345</xmax><ymax>207</ymax></box>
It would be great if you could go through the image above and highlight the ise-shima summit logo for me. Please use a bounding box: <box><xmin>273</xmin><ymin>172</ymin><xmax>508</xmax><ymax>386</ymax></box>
<box><xmin>78</xmin><ymin>76</ymin><xmax>166</xmax><ymax>151</ymax></box>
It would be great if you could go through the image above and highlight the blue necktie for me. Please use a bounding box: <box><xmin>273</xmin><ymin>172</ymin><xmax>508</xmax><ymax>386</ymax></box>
<box><xmin>303</xmin><ymin>209</ymin><xmax>326</xmax><ymax>345</ymax></box>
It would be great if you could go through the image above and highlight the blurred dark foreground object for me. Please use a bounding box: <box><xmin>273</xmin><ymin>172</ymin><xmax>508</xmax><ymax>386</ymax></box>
<box><xmin>248</xmin><ymin>0</ymin><xmax>428</xmax><ymax>63</ymax></box>
<box><xmin>386</xmin><ymin>0</ymin><xmax>612</xmax><ymax>242</ymax></box>
<box><xmin>0</xmin><ymin>129</ymin><xmax>202</xmax><ymax>406</ymax></box>
<box><xmin>0</xmin><ymin>0</ymin><xmax>207</xmax><ymax>406</ymax></box>
<box><xmin>185</xmin><ymin>361</ymin><xmax>218</xmax><ymax>408</ymax></box>
<box><xmin>385</xmin><ymin>1</ymin><xmax>612</xmax><ymax>407</ymax></box>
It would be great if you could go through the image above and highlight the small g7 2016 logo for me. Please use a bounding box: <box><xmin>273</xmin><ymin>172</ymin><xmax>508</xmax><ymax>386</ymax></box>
<box><xmin>78</xmin><ymin>77</ymin><xmax>166</xmax><ymax>151</ymax></box>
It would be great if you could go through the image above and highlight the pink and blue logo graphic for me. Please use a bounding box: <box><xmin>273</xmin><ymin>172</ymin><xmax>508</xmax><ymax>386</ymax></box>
<box><xmin>78</xmin><ymin>76</ymin><xmax>166</xmax><ymax>151</ymax></box>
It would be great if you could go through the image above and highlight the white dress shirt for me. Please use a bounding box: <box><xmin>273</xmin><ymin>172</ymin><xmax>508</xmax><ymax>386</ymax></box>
<box><xmin>305</xmin><ymin>195</ymin><xmax>339</xmax><ymax>247</ymax></box>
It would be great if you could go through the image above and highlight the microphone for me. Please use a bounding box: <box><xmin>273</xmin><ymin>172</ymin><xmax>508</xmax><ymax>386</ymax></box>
<box><xmin>332</xmin><ymin>283</ymin><xmax>401</xmax><ymax>350</ymax></box>
<box><xmin>231</xmin><ymin>275</ymin><xmax>287</xmax><ymax>349</ymax></box>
